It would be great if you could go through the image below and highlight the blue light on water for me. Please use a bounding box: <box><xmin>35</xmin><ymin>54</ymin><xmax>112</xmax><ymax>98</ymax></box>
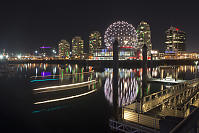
<box><xmin>30</xmin><ymin>78</ymin><xmax>58</xmax><ymax>83</ymax></box>
<box><xmin>41</xmin><ymin>72</ymin><xmax>51</xmax><ymax>76</ymax></box>
<box><xmin>32</xmin><ymin>105</ymin><xmax>68</xmax><ymax>114</ymax></box>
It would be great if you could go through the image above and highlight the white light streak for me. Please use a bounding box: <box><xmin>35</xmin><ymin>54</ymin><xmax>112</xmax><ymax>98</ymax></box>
<box><xmin>34</xmin><ymin>89</ymin><xmax>97</xmax><ymax>104</ymax></box>
<box><xmin>34</xmin><ymin>80</ymin><xmax>96</xmax><ymax>91</ymax></box>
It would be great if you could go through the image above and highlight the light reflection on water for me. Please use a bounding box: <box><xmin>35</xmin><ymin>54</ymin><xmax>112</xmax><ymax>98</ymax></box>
<box><xmin>103</xmin><ymin>69</ymin><xmax>140</xmax><ymax>107</ymax></box>
<box><xmin>3</xmin><ymin>64</ymin><xmax>199</xmax><ymax>103</ymax></box>
<box><xmin>1</xmin><ymin>63</ymin><xmax>199</xmax><ymax>131</ymax></box>
<box><xmin>104</xmin><ymin>76</ymin><xmax>139</xmax><ymax>107</ymax></box>
<box><xmin>30</xmin><ymin>64</ymin><xmax>101</xmax><ymax>111</ymax></box>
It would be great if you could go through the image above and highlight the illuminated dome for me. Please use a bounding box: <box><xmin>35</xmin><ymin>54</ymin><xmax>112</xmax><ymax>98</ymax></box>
<box><xmin>104</xmin><ymin>21</ymin><xmax>138</xmax><ymax>48</ymax></box>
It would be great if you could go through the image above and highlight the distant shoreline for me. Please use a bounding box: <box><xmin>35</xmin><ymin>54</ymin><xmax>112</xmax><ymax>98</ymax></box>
<box><xmin>0</xmin><ymin>59</ymin><xmax>198</xmax><ymax>68</ymax></box>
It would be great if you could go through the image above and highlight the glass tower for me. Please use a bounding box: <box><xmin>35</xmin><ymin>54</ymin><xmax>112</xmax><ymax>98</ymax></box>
<box><xmin>89</xmin><ymin>31</ymin><xmax>102</xmax><ymax>54</ymax></box>
<box><xmin>165</xmin><ymin>26</ymin><xmax>186</xmax><ymax>53</ymax></box>
<box><xmin>58</xmin><ymin>40</ymin><xmax>70</xmax><ymax>58</ymax></box>
<box><xmin>137</xmin><ymin>21</ymin><xmax>152</xmax><ymax>51</ymax></box>
<box><xmin>72</xmin><ymin>36</ymin><xmax>84</xmax><ymax>58</ymax></box>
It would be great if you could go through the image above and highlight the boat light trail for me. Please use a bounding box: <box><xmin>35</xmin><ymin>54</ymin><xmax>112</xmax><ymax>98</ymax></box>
<box><xmin>33</xmin><ymin>80</ymin><xmax>96</xmax><ymax>91</ymax></box>
<box><xmin>34</xmin><ymin>89</ymin><xmax>97</xmax><ymax>105</ymax></box>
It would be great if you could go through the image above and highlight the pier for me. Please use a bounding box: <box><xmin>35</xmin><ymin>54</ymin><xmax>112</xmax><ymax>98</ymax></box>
<box><xmin>108</xmin><ymin>42</ymin><xmax>199</xmax><ymax>133</ymax></box>
<box><xmin>109</xmin><ymin>78</ymin><xmax>199</xmax><ymax>133</ymax></box>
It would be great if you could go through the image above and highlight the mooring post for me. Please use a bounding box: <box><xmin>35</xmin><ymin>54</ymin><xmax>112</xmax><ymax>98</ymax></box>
<box><xmin>141</xmin><ymin>44</ymin><xmax>148</xmax><ymax>97</ymax></box>
<box><xmin>140</xmin><ymin>44</ymin><xmax>148</xmax><ymax>112</ymax></box>
<box><xmin>113</xmin><ymin>40</ymin><xmax>119</xmax><ymax>120</ymax></box>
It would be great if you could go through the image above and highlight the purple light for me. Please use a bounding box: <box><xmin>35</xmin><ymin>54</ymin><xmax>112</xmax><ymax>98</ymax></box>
<box><xmin>40</xmin><ymin>46</ymin><xmax>51</xmax><ymax>49</ymax></box>
<box><xmin>41</xmin><ymin>72</ymin><xmax>51</xmax><ymax>76</ymax></box>
<box><xmin>165</xmin><ymin>51</ymin><xmax>175</xmax><ymax>53</ymax></box>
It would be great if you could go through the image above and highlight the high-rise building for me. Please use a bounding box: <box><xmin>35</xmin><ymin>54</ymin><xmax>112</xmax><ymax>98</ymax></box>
<box><xmin>89</xmin><ymin>31</ymin><xmax>102</xmax><ymax>54</ymax></box>
<box><xmin>39</xmin><ymin>46</ymin><xmax>53</xmax><ymax>57</ymax></box>
<box><xmin>58</xmin><ymin>40</ymin><xmax>70</xmax><ymax>58</ymax></box>
<box><xmin>165</xmin><ymin>26</ymin><xmax>186</xmax><ymax>53</ymax></box>
<box><xmin>137</xmin><ymin>21</ymin><xmax>152</xmax><ymax>51</ymax></box>
<box><xmin>72</xmin><ymin>36</ymin><xmax>84</xmax><ymax>58</ymax></box>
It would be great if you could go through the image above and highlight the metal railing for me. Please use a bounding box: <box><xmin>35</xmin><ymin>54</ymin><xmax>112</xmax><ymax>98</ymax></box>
<box><xmin>109</xmin><ymin>118</ymin><xmax>160</xmax><ymax>133</ymax></box>
<box><xmin>141</xmin><ymin>79</ymin><xmax>199</xmax><ymax>112</ymax></box>
<box><xmin>122</xmin><ymin>106</ymin><xmax>161</xmax><ymax>130</ymax></box>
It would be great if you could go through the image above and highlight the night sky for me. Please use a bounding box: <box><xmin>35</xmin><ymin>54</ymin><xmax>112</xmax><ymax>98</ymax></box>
<box><xmin>0</xmin><ymin>1</ymin><xmax>199</xmax><ymax>54</ymax></box>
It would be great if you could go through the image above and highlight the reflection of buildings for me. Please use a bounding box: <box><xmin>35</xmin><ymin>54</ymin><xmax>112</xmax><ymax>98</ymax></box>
<box><xmin>149</xmin><ymin>66</ymin><xmax>192</xmax><ymax>83</ymax></box>
<box><xmin>58</xmin><ymin>65</ymin><xmax>95</xmax><ymax>84</ymax></box>
<box><xmin>72</xmin><ymin>36</ymin><xmax>84</xmax><ymax>59</ymax></box>
<box><xmin>104</xmin><ymin>68</ymin><xmax>142</xmax><ymax>107</ymax></box>
<box><xmin>89</xmin><ymin>31</ymin><xmax>102</xmax><ymax>54</ymax></box>
<box><xmin>32</xmin><ymin>65</ymin><xmax>102</xmax><ymax>108</ymax></box>
<box><xmin>151</xmin><ymin>68</ymin><xmax>158</xmax><ymax>77</ymax></box>
<box><xmin>58</xmin><ymin>40</ymin><xmax>70</xmax><ymax>58</ymax></box>
<box><xmin>153</xmin><ymin>65</ymin><xmax>198</xmax><ymax>81</ymax></box>
<box><xmin>104</xmin><ymin>76</ymin><xmax>139</xmax><ymax>107</ymax></box>
<box><xmin>160</xmin><ymin>66</ymin><xmax>178</xmax><ymax>81</ymax></box>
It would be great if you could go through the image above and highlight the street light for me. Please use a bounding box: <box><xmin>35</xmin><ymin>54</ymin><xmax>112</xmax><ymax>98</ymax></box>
<box><xmin>194</xmin><ymin>61</ymin><xmax>198</xmax><ymax>78</ymax></box>
<box><xmin>0</xmin><ymin>55</ymin><xmax>3</xmax><ymax>59</ymax></box>
<box><xmin>52</xmin><ymin>49</ymin><xmax>56</xmax><ymax>54</ymax></box>
<box><xmin>17</xmin><ymin>55</ymin><xmax>21</xmax><ymax>59</ymax></box>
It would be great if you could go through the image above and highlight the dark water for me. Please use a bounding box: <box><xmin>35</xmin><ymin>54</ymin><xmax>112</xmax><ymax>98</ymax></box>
<box><xmin>0</xmin><ymin>64</ymin><xmax>199</xmax><ymax>132</ymax></box>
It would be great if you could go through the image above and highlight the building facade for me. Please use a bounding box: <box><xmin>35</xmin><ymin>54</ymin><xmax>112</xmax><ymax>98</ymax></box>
<box><xmin>58</xmin><ymin>40</ymin><xmax>70</xmax><ymax>58</ymax></box>
<box><xmin>89</xmin><ymin>31</ymin><xmax>102</xmax><ymax>54</ymax></box>
<box><xmin>93</xmin><ymin>21</ymin><xmax>139</xmax><ymax>60</ymax></box>
<box><xmin>92</xmin><ymin>48</ymin><xmax>139</xmax><ymax>60</ymax></box>
<box><xmin>165</xmin><ymin>26</ymin><xmax>186</xmax><ymax>53</ymax></box>
<box><xmin>72</xmin><ymin>36</ymin><xmax>84</xmax><ymax>58</ymax></box>
<box><xmin>137</xmin><ymin>21</ymin><xmax>152</xmax><ymax>51</ymax></box>
<box><xmin>39</xmin><ymin>46</ymin><xmax>54</xmax><ymax>57</ymax></box>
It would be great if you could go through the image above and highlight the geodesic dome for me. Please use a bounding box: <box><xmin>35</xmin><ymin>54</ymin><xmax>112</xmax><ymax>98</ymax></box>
<box><xmin>104</xmin><ymin>21</ymin><xmax>138</xmax><ymax>49</ymax></box>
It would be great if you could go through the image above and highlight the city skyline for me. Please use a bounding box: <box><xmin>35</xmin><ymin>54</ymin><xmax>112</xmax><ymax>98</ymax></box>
<box><xmin>1</xmin><ymin>1</ymin><xmax>199</xmax><ymax>133</ymax></box>
<box><xmin>0</xmin><ymin>1</ymin><xmax>199</xmax><ymax>53</ymax></box>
